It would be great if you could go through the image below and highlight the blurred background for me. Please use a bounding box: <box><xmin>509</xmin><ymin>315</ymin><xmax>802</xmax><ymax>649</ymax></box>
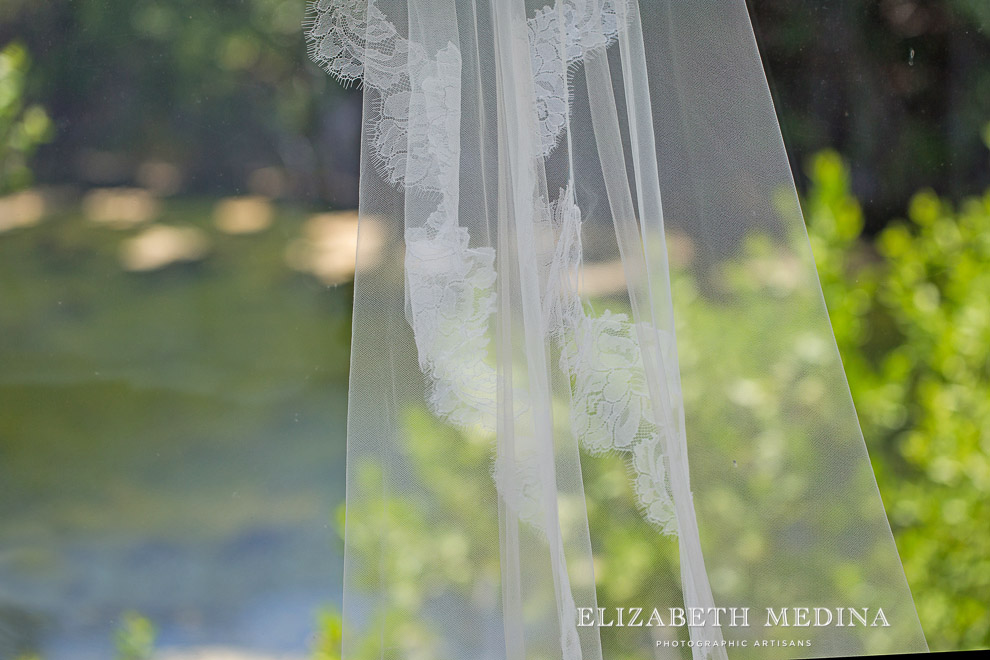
<box><xmin>0</xmin><ymin>0</ymin><xmax>988</xmax><ymax>658</ymax></box>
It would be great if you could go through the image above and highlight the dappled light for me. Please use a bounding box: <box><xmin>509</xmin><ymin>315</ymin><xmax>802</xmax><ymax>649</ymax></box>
<box><xmin>285</xmin><ymin>211</ymin><xmax>381</xmax><ymax>285</ymax></box>
<box><xmin>214</xmin><ymin>196</ymin><xmax>274</xmax><ymax>235</ymax></box>
<box><xmin>83</xmin><ymin>188</ymin><xmax>160</xmax><ymax>229</ymax></box>
<box><xmin>0</xmin><ymin>188</ymin><xmax>44</xmax><ymax>232</ymax></box>
<box><xmin>119</xmin><ymin>224</ymin><xmax>210</xmax><ymax>272</ymax></box>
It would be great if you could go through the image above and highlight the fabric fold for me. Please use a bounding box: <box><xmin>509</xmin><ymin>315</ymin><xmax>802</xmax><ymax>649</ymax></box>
<box><xmin>306</xmin><ymin>1</ymin><xmax>929</xmax><ymax>658</ymax></box>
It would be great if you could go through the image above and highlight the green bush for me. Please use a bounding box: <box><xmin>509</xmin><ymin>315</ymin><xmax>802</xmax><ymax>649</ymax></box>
<box><xmin>313</xmin><ymin>608</ymin><xmax>343</xmax><ymax>660</ymax></box>
<box><xmin>114</xmin><ymin>612</ymin><xmax>156</xmax><ymax>660</ymax></box>
<box><xmin>327</xmin><ymin>150</ymin><xmax>990</xmax><ymax>657</ymax></box>
<box><xmin>806</xmin><ymin>149</ymin><xmax>990</xmax><ymax>650</ymax></box>
<box><xmin>0</xmin><ymin>42</ymin><xmax>52</xmax><ymax>194</ymax></box>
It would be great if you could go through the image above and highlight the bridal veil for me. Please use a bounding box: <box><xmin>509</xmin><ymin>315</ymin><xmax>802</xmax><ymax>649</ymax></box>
<box><xmin>305</xmin><ymin>1</ymin><xmax>929</xmax><ymax>658</ymax></box>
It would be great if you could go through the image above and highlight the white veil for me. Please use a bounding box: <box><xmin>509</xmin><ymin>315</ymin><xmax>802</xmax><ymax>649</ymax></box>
<box><xmin>305</xmin><ymin>1</ymin><xmax>929</xmax><ymax>658</ymax></box>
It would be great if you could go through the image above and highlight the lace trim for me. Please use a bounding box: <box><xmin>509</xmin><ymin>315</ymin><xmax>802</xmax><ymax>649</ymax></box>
<box><xmin>405</xmin><ymin>206</ymin><xmax>497</xmax><ymax>431</ymax></box>
<box><xmin>528</xmin><ymin>0</ymin><xmax>627</xmax><ymax>156</ymax></box>
<box><xmin>305</xmin><ymin>0</ymin><xmax>426</xmax><ymax>90</ymax></box>
<box><xmin>306</xmin><ymin>0</ymin><xmax>674</xmax><ymax>536</ymax></box>
<box><xmin>372</xmin><ymin>43</ymin><xmax>461</xmax><ymax>193</ymax></box>
<box><xmin>492</xmin><ymin>450</ymin><xmax>545</xmax><ymax>529</ymax></box>
<box><xmin>543</xmin><ymin>190</ymin><xmax>677</xmax><ymax>535</ymax></box>
<box><xmin>306</xmin><ymin>1</ymin><xmax>630</xmax><ymax>172</ymax></box>
<box><xmin>305</xmin><ymin>0</ymin><xmax>367</xmax><ymax>85</ymax></box>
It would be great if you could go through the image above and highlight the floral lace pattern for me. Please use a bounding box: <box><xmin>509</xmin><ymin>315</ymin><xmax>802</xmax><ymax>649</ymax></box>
<box><xmin>544</xmin><ymin>190</ymin><xmax>677</xmax><ymax>534</ymax></box>
<box><xmin>307</xmin><ymin>1</ymin><xmax>476</xmax><ymax>424</ymax></box>
<box><xmin>306</xmin><ymin>0</ymin><xmax>425</xmax><ymax>90</ymax></box>
<box><xmin>305</xmin><ymin>0</ymin><xmax>368</xmax><ymax>84</ymax></box>
<box><xmin>492</xmin><ymin>450</ymin><xmax>546</xmax><ymax>529</ymax></box>
<box><xmin>528</xmin><ymin>0</ymin><xmax>627</xmax><ymax>156</ymax></box>
<box><xmin>373</xmin><ymin>44</ymin><xmax>461</xmax><ymax>193</ymax></box>
<box><xmin>306</xmin><ymin>0</ymin><xmax>674</xmax><ymax>536</ymax></box>
<box><xmin>405</xmin><ymin>206</ymin><xmax>498</xmax><ymax>430</ymax></box>
<box><xmin>307</xmin><ymin>1</ymin><xmax>629</xmax><ymax>169</ymax></box>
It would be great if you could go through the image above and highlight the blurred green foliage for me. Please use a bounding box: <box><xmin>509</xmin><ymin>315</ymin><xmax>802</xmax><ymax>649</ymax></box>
<box><xmin>0</xmin><ymin>1</ymin><xmax>987</xmax><ymax>647</ymax></box>
<box><xmin>1</xmin><ymin>1</ymin><xmax>988</xmax><ymax>215</ymax></box>
<box><xmin>0</xmin><ymin>42</ymin><xmax>52</xmax><ymax>193</ymax></box>
<box><xmin>114</xmin><ymin>612</ymin><xmax>156</xmax><ymax>660</ymax></box>
<box><xmin>806</xmin><ymin>148</ymin><xmax>990</xmax><ymax>650</ymax></box>
<box><xmin>0</xmin><ymin>0</ymin><xmax>354</xmax><ymax>199</ymax></box>
<box><xmin>0</xmin><ymin>152</ymin><xmax>985</xmax><ymax>654</ymax></box>
<box><xmin>322</xmin><ymin>149</ymin><xmax>989</xmax><ymax>658</ymax></box>
<box><xmin>19</xmin><ymin>611</ymin><xmax>157</xmax><ymax>660</ymax></box>
<box><xmin>753</xmin><ymin>0</ymin><xmax>990</xmax><ymax>224</ymax></box>
<box><xmin>0</xmin><ymin>196</ymin><xmax>350</xmax><ymax>658</ymax></box>
<box><xmin>312</xmin><ymin>608</ymin><xmax>344</xmax><ymax>660</ymax></box>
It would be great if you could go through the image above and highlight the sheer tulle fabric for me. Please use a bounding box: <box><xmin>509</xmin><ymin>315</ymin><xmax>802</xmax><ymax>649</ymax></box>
<box><xmin>305</xmin><ymin>1</ymin><xmax>928</xmax><ymax>658</ymax></box>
